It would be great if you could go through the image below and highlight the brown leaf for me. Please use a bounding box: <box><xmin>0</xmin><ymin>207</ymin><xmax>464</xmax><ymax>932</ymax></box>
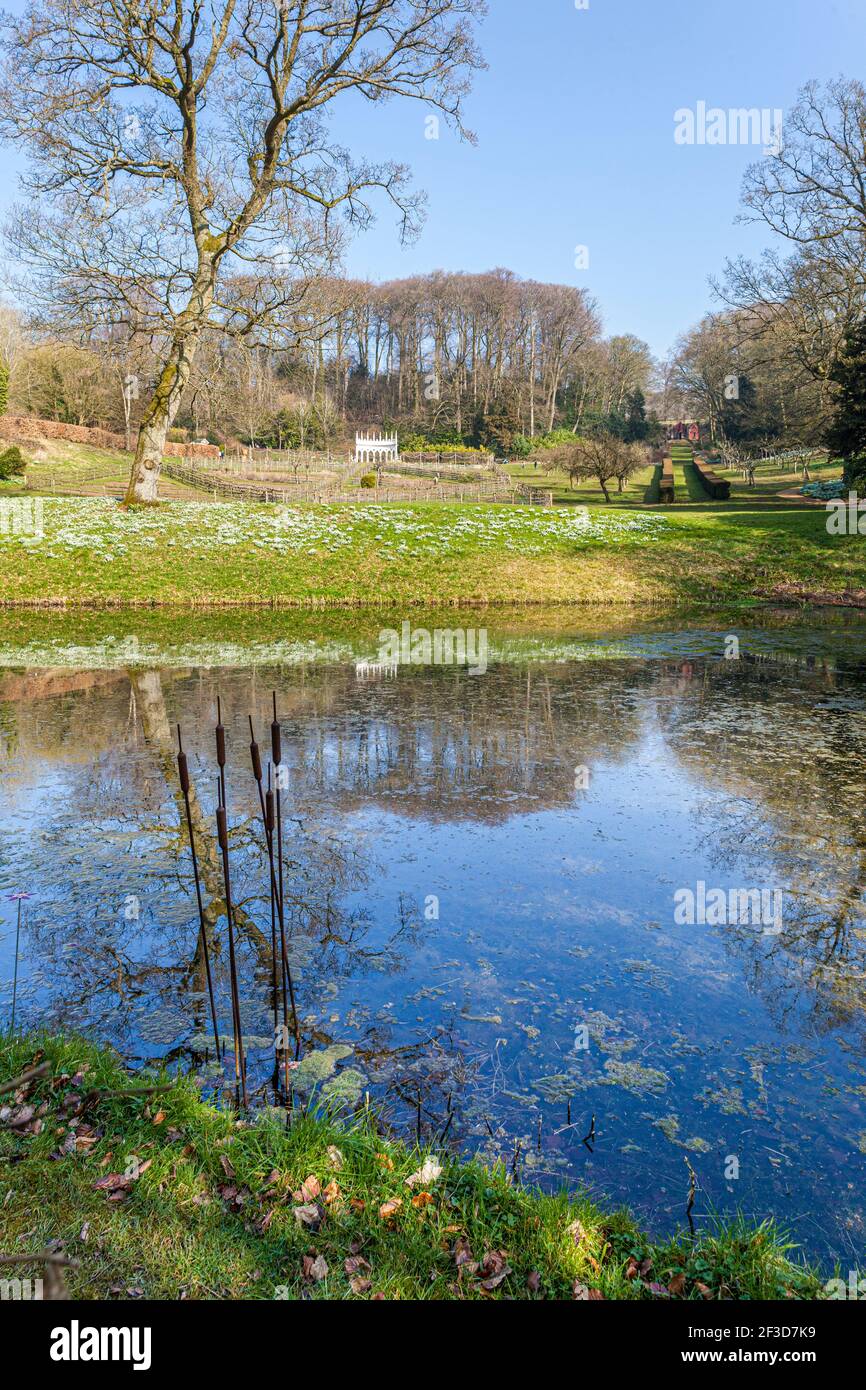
<box><xmin>378</xmin><ymin>1197</ymin><xmax>402</xmax><ymax>1221</ymax></box>
<box><xmin>453</xmin><ymin>1236</ymin><xmax>475</xmax><ymax>1268</ymax></box>
<box><xmin>639</xmin><ymin>1257</ymin><xmax>653</xmax><ymax>1278</ymax></box>
<box><xmin>344</xmin><ymin>1255</ymin><xmax>371</xmax><ymax>1276</ymax></box>
<box><xmin>152</xmin><ymin>1111</ymin><xmax>166</xmax><ymax>1126</ymax></box>
<box><xmin>302</xmin><ymin>1254</ymin><xmax>328</xmax><ymax>1283</ymax></box>
<box><xmin>625</xmin><ymin>1257</ymin><xmax>640</xmax><ymax>1281</ymax></box>
<box><xmin>566</xmin><ymin>1218</ymin><xmax>586</xmax><ymax>1247</ymax></box>
<box><xmin>527</xmin><ymin>1271</ymin><xmax>541</xmax><ymax>1293</ymax></box>
<box><xmin>375</xmin><ymin>1152</ymin><xmax>394</xmax><ymax>1171</ymax></box>
<box><xmin>327</xmin><ymin>1146</ymin><xmax>344</xmax><ymax>1170</ymax></box>
<box><xmin>292</xmin><ymin>1203</ymin><xmax>321</xmax><ymax>1229</ymax></box>
<box><xmin>219</xmin><ymin>1153</ymin><xmax>235</xmax><ymax>1179</ymax></box>
<box><xmin>349</xmin><ymin>1276</ymin><xmax>372</xmax><ymax>1295</ymax></box>
<box><xmin>668</xmin><ymin>1272</ymin><xmax>687</xmax><ymax>1297</ymax></box>
<box><xmin>411</xmin><ymin>1191</ymin><xmax>434</xmax><ymax>1209</ymax></box>
<box><xmin>695</xmin><ymin>1281</ymin><xmax>713</xmax><ymax>1300</ymax></box>
<box><xmin>322</xmin><ymin>1180</ymin><xmax>340</xmax><ymax>1206</ymax></box>
<box><xmin>293</xmin><ymin>1175</ymin><xmax>321</xmax><ymax>1203</ymax></box>
<box><xmin>480</xmin><ymin>1264</ymin><xmax>512</xmax><ymax>1292</ymax></box>
<box><xmin>349</xmin><ymin>1197</ymin><xmax>366</xmax><ymax>1213</ymax></box>
<box><xmin>93</xmin><ymin>1172</ymin><xmax>132</xmax><ymax>1192</ymax></box>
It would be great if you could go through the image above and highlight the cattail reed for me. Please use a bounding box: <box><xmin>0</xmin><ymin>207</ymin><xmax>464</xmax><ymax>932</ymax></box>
<box><xmin>175</xmin><ymin>729</ymin><xmax>221</xmax><ymax>1064</ymax></box>
<box><xmin>249</xmin><ymin>715</ymin><xmax>288</xmax><ymax>1097</ymax></box>
<box><xmin>270</xmin><ymin>692</ymin><xmax>301</xmax><ymax>1059</ymax></box>
<box><xmin>215</xmin><ymin>696</ymin><xmax>227</xmax><ymax>812</ymax></box>
<box><xmin>217</xmin><ymin>792</ymin><xmax>247</xmax><ymax>1107</ymax></box>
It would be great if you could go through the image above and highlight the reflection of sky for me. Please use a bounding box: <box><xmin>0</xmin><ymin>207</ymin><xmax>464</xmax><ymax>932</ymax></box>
<box><xmin>1</xmin><ymin>650</ymin><xmax>865</xmax><ymax>1268</ymax></box>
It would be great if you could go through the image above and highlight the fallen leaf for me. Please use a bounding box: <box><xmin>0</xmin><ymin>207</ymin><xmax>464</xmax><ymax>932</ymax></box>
<box><xmin>527</xmin><ymin>1271</ymin><xmax>541</xmax><ymax>1293</ymax></box>
<box><xmin>327</xmin><ymin>1146</ymin><xmax>344</xmax><ymax>1170</ymax></box>
<box><xmin>566</xmin><ymin>1219</ymin><xmax>586</xmax><ymax>1247</ymax></box>
<box><xmin>453</xmin><ymin>1237</ymin><xmax>475</xmax><ymax>1268</ymax></box>
<box><xmin>219</xmin><ymin>1153</ymin><xmax>235</xmax><ymax>1179</ymax></box>
<box><xmin>344</xmin><ymin>1255</ymin><xmax>371</xmax><ymax>1276</ymax></box>
<box><xmin>411</xmin><ymin>1191</ymin><xmax>434</xmax><ymax>1209</ymax></box>
<box><xmin>405</xmin><ymin>1156</ymin><xmax>443</xmax><ymax>1188</ymax></box>
<box><xmin>349</xmin><ymin>1276</ymin><xmax>371</xmax><ymax>1295</ymax></box>
<box><xmin>322</xmin><ymin>1180</ymin><xmax>340</xmax><ymax>1206</ymax></box>
<box><xmin>302</xmin><ymin>1254</ymin><xmax>328</xmax><ymax>1283</ymax></box>
<box><xmin>152</xmin><ymin>1111</ymin><xmax>166</xmax><ymax>1126</ymax></box>
<box><xmin>668</xmin><ymin>1273</ymin><xmax>686</xmax><ymax>1297</ymax></box>
<box><xmin>293</xmin><ymin>1175</ymin><xmax>321</xmax><ymax>1203</ymax></box>
<box><xmin>292</xmin><ymin>1203</ymin><xmax>321</xmax><ymax>1229</ymax></box>
<box><xmin>375</xmin><ymin>1152</ymin><xmax>394</xmax><ymax>1172</ymax></box>
<box><xmin>696</xmin><ymin>1281</ymin><xmax>713</xmax><ymax>1300</ymax></box>
<box><xmin>378</xmin><ymin>1197</ymin><xmax>402</xmax><ymax>1221</ymax></box>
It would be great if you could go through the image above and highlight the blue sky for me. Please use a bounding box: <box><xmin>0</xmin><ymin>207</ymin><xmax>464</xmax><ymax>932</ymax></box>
<box><xmin>0</xmin><ymin>0</ymin><xmax>864</xmax><ymax>359</ymax></box>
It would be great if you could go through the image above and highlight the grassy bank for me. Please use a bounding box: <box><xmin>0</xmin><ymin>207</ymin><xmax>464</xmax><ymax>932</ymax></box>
<box><xmin>0</xmin><ymin>1035</ymin><xmax>825</xmax><ymax>1301</ymax></box>
<box><xmin>0</xmin><ymin>495</ymin><xmax>862</xmax><ymax>609</ymax></box>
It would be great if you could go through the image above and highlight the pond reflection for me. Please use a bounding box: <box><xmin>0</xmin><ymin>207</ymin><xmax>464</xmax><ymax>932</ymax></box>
<box><xmin>1</xmin><ymin>616</ymin><xmax>865</xmax><ymax>1267</ymax></box>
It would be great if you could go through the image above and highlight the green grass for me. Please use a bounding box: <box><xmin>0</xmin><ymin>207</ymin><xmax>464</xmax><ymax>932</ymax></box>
<box><xmin>0</xmin><ymin>490</ymin><xmax>862</xmax><ymax>608</ymax></box>
<box><xmin>0</xmin><ymin>1034</ymin><xmax>826</xmax><ymax>1301</ymax></box>
<box><xmin>0</xmin><ymin>440</ymin><xmax>209</xmax><ymax>499</ymax></box>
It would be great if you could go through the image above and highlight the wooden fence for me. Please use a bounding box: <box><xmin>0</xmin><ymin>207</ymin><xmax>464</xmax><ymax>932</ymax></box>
<box><xmin>161</xmin><ymin>457</ymin><xmax>517</xmax><ymax>505</ymax></box>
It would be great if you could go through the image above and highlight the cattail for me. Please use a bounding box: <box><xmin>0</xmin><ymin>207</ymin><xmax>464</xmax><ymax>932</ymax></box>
<box><xmin>270</xmin><ymin>690</ymin><xmax>282</xmax><ymax>766</ymax></box>
<box><xmin>175</xmin><ymin>726</ymin><xmax>221</xmax><ymax>1065</ymax></box>
<box><xmin>215</xmin><ymin>795</ymin><xmax>247</xmax><ymax>1107</ymax></box>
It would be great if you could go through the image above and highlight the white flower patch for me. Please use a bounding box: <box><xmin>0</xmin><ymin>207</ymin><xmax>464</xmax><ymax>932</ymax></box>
<box><xmin>0</xmin><ymin>496</ymin><xmax>670</xmax><ymax>565</ymax></box>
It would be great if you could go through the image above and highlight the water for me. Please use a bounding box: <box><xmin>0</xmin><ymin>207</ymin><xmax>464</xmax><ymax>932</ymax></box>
<box><xmin>1</xmin><ymin>608</ymin><xmax>865</xmax><ymax>1268</ymax></box>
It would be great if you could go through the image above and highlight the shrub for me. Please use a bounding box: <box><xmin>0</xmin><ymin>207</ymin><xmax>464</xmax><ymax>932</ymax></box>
<box><xmin>360</xmin><ymin>472</ymin><xmax>377</xmax><ymax>488</ymax></box>
<box><xmin>0</xmin><ymin>445</ymin><xmax>26</xmax><ymax>481</ymax></box>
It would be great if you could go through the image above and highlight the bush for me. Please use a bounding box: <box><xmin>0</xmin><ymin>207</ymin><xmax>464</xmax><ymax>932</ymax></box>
<box><xmin>0</xmin><ymin>445</ymin><xmax>26</xmax><ymax>481</ymax></box>
<box><xmin>360</xmin><ymin>472</ymin><xmax>377</xmax><ymax>488</ymax></box>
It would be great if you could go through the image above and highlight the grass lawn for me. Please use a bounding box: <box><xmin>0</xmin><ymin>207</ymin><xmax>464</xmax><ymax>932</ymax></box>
<box><xmin>0</xmin><ymin>1034</ymin><xmax>826</xmax><ymax>1301</ymax></box>
<box><xmin>0</xmin><ymin>490</ymin><xmax>862</xmax><ymax>608</ymax></box>
<box><xmin>1</xmin><ymin>440</ymin><xmax>209</xmax><ymax>500</ymax></box>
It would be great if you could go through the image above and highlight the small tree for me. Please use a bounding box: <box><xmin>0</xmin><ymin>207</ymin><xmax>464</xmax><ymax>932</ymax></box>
<box><xmin>825</xmin><ymin>317</ymin><xmax>866</xmax><ymax>487</ymax></box>
<box><xmin>0</xmin><ymin>445</ymin><xmax>26</xmax><ymax>480</ymax></box>
<box><xmin>561</xmin><ymin>434</ymin><xmax>644</xmax><ymax>503</ymax></box>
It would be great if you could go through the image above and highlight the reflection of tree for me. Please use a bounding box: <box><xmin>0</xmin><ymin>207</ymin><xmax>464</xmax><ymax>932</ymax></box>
<box><xmin>0</xmin><ymin>660</ymin><xmax>656</xmax><ymax>824</ymax></box>
<box><xmin>658</xmin><ymin>656</ymin><xmax>866</xmax><ymax>1036</ymax></box>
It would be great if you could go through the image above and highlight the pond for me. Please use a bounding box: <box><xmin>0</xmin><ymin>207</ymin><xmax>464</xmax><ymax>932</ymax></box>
<box><xmin>1</xmin><ymin>607</ymin><xmax>865</xmax><ymax>1269</ymax></box>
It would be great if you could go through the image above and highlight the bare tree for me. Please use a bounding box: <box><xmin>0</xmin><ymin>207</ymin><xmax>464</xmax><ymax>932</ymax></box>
<box><xmin>556</xmin><ymin>434</ymin><xmax>644</xmax><ymax>504</ymax></box>
<box><xmin>0</xmin><ymin>1</ymin><xmax>485</xmax><ymax>502</ymax></box>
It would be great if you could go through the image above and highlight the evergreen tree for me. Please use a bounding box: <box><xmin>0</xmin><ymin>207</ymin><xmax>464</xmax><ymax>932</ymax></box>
<box><xmin>825</xmin><ymin>318</ymin><xmax>866</xmax><ymax>487</ymax></box>
<box><xmin>623</xmin><ymin>388</ymin><xmax>648</xmax><ymax>443</ymax></box>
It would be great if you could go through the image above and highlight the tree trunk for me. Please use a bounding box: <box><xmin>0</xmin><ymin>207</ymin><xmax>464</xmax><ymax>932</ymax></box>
<box><xmin>124</xmin><ymin>334</ymin><xmax>199</xmax><ymax>504</ymax></box>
